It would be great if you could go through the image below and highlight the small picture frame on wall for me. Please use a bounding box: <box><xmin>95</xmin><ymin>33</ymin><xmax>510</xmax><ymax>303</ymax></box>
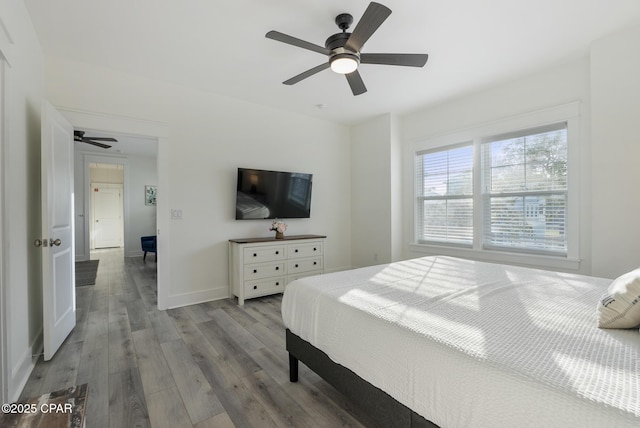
<box><xmin>145</xmin><ymin>185</ymin><xmax>157</xmax><ymax>206</ymax></box>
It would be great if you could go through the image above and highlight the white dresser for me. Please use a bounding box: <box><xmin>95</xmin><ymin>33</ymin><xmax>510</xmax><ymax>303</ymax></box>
<box><xmin>228</xmin><ymin>234</ymin><xmax>326</xmax><ymax>305</ymax></box>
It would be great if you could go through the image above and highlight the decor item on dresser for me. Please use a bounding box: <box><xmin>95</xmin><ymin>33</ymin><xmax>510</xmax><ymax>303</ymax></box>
<box><xmin>270</xmin><ymin>219</ymin><xmax>287</xmax><ymax>239</ymax></box>
<box><xmin>228</xmin><ymin>234</ymin><xmax>326</xmax><ymax>305</ymax></box>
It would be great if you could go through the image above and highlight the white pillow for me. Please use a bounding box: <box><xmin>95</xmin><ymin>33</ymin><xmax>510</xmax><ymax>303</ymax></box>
<box><xmin>597</xmin><ymin>268</ymin><xmax>640</xmax><ymax>328</ymax></box>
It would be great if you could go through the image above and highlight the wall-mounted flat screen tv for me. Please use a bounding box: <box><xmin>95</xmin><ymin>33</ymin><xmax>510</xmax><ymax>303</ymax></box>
<box><xmin>235</xmin><ymin>168</ymin><xmax>313</xmax><ymax>219</ymax></box>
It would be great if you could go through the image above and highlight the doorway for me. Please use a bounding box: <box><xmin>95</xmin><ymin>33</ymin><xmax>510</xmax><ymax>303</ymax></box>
<box><xmin>90</xmin><ymin>164</ymin><xmax>125</xmax><ymax>249</ymax></box>
<box><xmin>91</xmin><ymin>183</ymin><xmax>124</xmax><ymax>249</ymax></box>
<box><xmin>61</xmin><ymin>108</ymin><xmax>169</xmax><ymax>309</ymax></box>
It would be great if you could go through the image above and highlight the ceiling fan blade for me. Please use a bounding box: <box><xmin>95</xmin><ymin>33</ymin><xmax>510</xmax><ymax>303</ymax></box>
<box><xmin>283</xmin><ymin>63</ymin><xmax>330</xmax><ymax>85</ymax></box>
<box><xmin>266</xmin><ymin>31</ymin><xmax>331</xmax><ymax>56</ymax></box>
<box><xmin>344</xmin><ymin>2</ymin><xmax>391</xmax><ymax>53</ymax></box>
<box><xmin>345</xmin><ymin>70</ymin><xmax>367</xmax><ymax>96</ymax></box>
<box><xmin>83</xmin><ymin>140</ymin><xmax>112</xmax><ymax>149</ymax></box>
<box><xmin>360</xmin><ymin>53</ymin><xmax>428</xmax><ymax>67</ymax></box>
<box><xmin>83</xmin><ymin>137</ymin><xmax>118</xmax><ymax>142</ymax></box>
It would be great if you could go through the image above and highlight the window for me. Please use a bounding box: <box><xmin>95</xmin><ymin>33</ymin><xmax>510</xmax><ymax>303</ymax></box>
<box><xmin>482</xmin><ymin>123</ymin><xmax>568</xmax><ymax>254</ymax></box>
<box><xmin>415</xmin><ymin>144</ymin><xmax>473</xmax><ymax>245</ymax></box>
<box><xmin>287</xmin><ymin>173</ymin><xmax>312</xmax><ymax>209</ymax></box>
<box><xmin>414</xmin><ymin>110</ymin><xmax>575</xmax><ymax>262</ymax></box>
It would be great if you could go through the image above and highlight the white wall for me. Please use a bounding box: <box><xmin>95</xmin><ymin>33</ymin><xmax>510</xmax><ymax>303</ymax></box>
<box><xmin>0</xmin><ymin>0</ymin><xmax>44</xmax><ymax>401</ymax></box>
<box><xmin>389</xmin><ymin>115</ymin><xmax>403</xmax><ymax>262</ymax></box>
<box><xmin>73</xmin><ymin>151</ymin><xmax>86</xmax><ymax>259</ymax></box>
<box><xmin>351</xmin><ymin>114</ymin><xmax>394</xmax><ymax>267</ymax></box>
<box><xmin>126</xmin><ymin>155</ymin><xmax>157</xmax><ymax>257</ymax></box>
<box><xmin>45</xmin><ymin>56</ymin><xmax>352</xmax><ymax>308</ymax></box>
<box><xmin>590</xmin><ymin>24</ymin><xmax>640</xmax><ymax>278</ymax></box>
<box><xmin>401</xmin><ymin>58</ymin><xmax>593</xmax><ymax>274</ymax></box>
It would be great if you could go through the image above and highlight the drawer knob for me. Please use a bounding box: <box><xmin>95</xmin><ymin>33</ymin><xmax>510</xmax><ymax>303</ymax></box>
<box><xmin>276</xmin><ymin>282</ymin><xmax>280</xmax><ymax>286</ymax></box>
<box><xmin>253</xmin><ymin>253</ymin><xmax>257</xmax><ymax>257</ymax></box>
<box><xmin>275</xmin><ymin>266</ymin><xmax>279</xmax><ymax>270</ymax></box>
<box><xmin>314</xmin><ymin>247</ymin><xmax>317</xmax><ymax>251</ymax></box>
<box><xmin>313</xmin><ymin>261</ymin><xmax>317</xmax><ymax>265</ymax></box>
<box><xmin>253</xmin><ymin>285</ymin><xmax>257</xmax><ymax>290</ymax></box>
<box><xmin>275</xmin><ymin>251</ymin><xmax>279</xmax><ymax>255</ymax></box>
<box><xmin>253</xmin><ymin>269</ymin><xmax>257</xmax><ymax>273</ymax></box>
<box><xmin>295</xmin><ymin>249</ymin><xmax>298</xmax><ymax>253</ymax></box>
<box><xmin>295</xmin><ymin>264</ymin><xmax>299</xmax><ymax>268</ymax></box>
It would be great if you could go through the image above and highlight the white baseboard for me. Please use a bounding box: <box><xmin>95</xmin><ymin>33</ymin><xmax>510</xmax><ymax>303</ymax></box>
<box><xmin>163</xmin><ymin>268</ymin><xmax>352</xmax><ymax>310</ymax></box>
<box><xmin>124</xmin><ymin>250</ymin><xmax>145</xmax><ymax>258</ymax></box>
<box><xmin>165</xmin><ymin>286</ymin><xmax>230</xmax><ymax>309</ymax></box>
<box><xmin>9</xmin><ymin>329</ymin><xmax>43</xmax><ymax>402</ymax></box>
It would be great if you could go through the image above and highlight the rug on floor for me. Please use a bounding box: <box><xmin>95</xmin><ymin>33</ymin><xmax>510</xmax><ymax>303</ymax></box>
<box><xmin>75</xmin><ymin>260</ymin><xmax>99</xmax><ymax>286</ymax></box>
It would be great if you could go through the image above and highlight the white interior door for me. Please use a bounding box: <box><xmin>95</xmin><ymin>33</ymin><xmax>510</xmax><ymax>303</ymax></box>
<box><xmin>41</xmin><ymin>101</ymin><xmax>75</xmax><ymax>361</ymax></box>
<box><xmin>91</xmin><ymin>183</ymin><xmax>123</xmax><ymax>248</ymax></box>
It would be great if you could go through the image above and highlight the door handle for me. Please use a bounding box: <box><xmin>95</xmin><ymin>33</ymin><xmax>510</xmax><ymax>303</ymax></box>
<box><xmin>50</xmin><ymin>238</ymin><xmax>62</xmax><ymax>247</ymax></box>
<box><xmin>34</xmin><ymin>239</ymin><xmax>43</xmax><ymax>247</ymax></box>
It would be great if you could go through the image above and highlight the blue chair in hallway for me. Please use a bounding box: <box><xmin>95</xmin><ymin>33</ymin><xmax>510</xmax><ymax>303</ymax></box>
<box><xmin>141</xmin><ymin>236</ymin><xmax>157</xmax><ymax>261</ymax></box>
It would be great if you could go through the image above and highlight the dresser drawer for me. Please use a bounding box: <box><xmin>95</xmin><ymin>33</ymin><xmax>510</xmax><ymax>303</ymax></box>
<box><xmin>244</xmin><ymin>261</ymin><xmax>286</xmax><ymax>280</ymax></box>
<box><xmin>287</xmin><ymin>257</ymin><xmax>323</xmax><ymax>274</ymax></box>
<box><xmin>243</xmin><ymin>245</ymin><xmax>285</xmax><ymax>263</ymax></box>
<box><xmin>288</xmin><ymin>242</ymin><xmax>323</xmax><ymax>259</ymax></box>
<box><xmin>244</xmin><ymin>277</ymin><xmax>285</xmax><ymax>297</ymax></box>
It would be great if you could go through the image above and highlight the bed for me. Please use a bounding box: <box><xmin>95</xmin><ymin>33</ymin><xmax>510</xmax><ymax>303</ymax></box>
<box><xmin>235</xmin><ymin>191</ymin><xmax>270</xmax><ymax>219</ymax></box>
<box><xmin>281</xmin><ymin>256</ymin><xmax>640</xmax><ymax>428</ymax></box>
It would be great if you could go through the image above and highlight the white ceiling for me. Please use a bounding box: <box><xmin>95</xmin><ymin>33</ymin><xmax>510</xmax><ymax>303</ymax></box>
<box><xmin>74</xmin><ymin>129</ymin><xmax>158</xmax><ymax>157</ymax></box>
<box><xmin>25</xmin><ymin>0</ymin><xmax>640</xmax><ymax>126</ymax></box>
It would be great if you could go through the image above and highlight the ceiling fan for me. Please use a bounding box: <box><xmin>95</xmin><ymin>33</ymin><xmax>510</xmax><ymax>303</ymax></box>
<box><xmin>266</xmin><ymin>2</ymin><xmax>429</xmax><ymax>96</ymax></box>
<box><xmin>73</xmin><ymin>130</ymin><xmax>117</xmax><ymax>149</ymax></box>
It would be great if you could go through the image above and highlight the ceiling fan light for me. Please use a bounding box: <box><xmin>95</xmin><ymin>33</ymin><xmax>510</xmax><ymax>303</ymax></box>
<box><xmin>330</xmin><ymin>55</ymin><xmax>359</xmax><ymax>74</ymax></box>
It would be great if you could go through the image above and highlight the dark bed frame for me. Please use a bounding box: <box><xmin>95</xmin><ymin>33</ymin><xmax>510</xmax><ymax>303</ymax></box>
<box><xmin>286</xmin><ymin>329</ymin><xmax>440</xmax><ymax>428</ymax></box>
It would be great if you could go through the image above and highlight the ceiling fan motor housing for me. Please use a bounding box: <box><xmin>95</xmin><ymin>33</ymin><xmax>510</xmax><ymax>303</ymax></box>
<box><xmin>335</xmin><ymin>13</ymin><xmax>353</xmax><ymax>31</ymax></box>
<box><xmin>327</xmin><ymin>12</ymin><xmax>359</xmax><ymax>67</ymax></box>
<box><xmin>325</xmin><ymin>32</ymin><xmax>351</xmax><ymax>50</ymax></box>
<box><xmin>326</xmin><ymin>32</ymin><xmax>360</xmax><ymax>71</ymax></box>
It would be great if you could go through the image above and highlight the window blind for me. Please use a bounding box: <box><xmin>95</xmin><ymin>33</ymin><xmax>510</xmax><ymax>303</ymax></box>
<box><xmin>416</xmin><ymin>144</ymin><xmax>473</xmax><ymax>245</ymax></box>
<box><xmin>481</xmin><ymin>123</ymin><xmax>568</xmax><ymax>254</ymax></box>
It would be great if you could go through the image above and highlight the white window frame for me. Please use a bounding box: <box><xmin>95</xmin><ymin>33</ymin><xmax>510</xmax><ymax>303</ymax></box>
<box><xmin>409</xmin><ymin>102</ymin><xmax>581</xmax><ymax>270</ymax></box>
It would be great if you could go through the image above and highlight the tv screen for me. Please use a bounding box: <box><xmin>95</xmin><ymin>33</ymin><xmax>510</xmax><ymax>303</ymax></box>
<box><xmin>235</xmin><ymin>168</ymin><xmax>313</xmax><ymax>220</ymax></box>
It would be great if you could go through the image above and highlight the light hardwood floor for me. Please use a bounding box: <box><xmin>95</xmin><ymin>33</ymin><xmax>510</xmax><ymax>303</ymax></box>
<box><xmin>20</xmin><ymin>248</ymin><xmax>377</xmax><ymax>428</ymax></box>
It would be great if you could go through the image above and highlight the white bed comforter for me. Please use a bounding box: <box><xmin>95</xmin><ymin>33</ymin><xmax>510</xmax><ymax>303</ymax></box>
<box><xmin>281</xmin><ymin>256</ymin><xmax>640</xmax><ymax>428</ymax></box>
